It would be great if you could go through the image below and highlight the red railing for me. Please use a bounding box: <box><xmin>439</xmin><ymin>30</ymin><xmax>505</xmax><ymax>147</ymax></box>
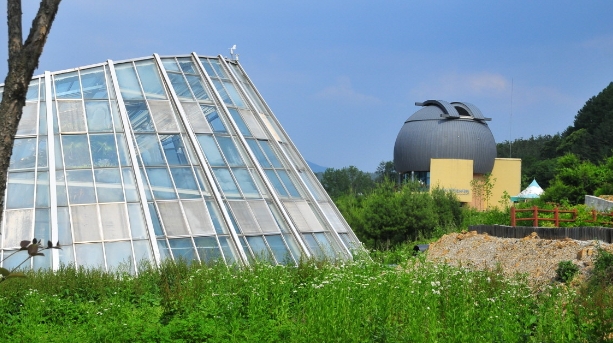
<box><xmin>510</xmin><ymin>206</ymin><xmax>577</xmax><ymax>227</ymax></box>
<box><xmin>587</xmin><ymin>210</ymin><xmax>613</xmax><ymax>226</ymax></box>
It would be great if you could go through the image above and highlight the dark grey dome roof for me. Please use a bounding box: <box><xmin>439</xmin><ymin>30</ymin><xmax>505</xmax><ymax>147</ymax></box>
<box><xmin>394</xmin><ymin>100</ymin><xmax>496</xmax><ymax>174</ymax></box>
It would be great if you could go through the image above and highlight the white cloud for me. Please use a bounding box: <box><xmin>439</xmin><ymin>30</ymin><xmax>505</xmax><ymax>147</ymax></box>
<box><xmin>315</xmin><ymin>76</ymin><xmax>380</xmax><ymax>105</ymax></box>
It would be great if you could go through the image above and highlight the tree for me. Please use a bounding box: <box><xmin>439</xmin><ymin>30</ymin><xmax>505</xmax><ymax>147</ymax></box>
<box><xmin>0</xmin><ymin>0</ymin><xmax>62</xmax><ymax>226</ymax></box>
<box><xmin>374</xmin><ymin>160</ymin><xmax>397</xmax><ymax>183</ymax></box>
<box><xmin>320</xmin><ymin>166</ymin><xmax>374</xmax><ymax>199</ymax></box>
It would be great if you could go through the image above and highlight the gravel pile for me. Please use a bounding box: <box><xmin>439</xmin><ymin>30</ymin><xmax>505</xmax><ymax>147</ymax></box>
<box><xmin>426</xmin><ymin>231</ymin><xmax>613</xmax><ymax>285</ymax></box>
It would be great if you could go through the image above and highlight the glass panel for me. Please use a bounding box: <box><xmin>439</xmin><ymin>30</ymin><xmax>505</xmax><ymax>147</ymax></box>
<box><xmin>320</xmin><ymin>202</ymin><xmax>348</xmax><ymax>233</ymax></box>
<box><xmin>17</xmin><ymin>103</ymin><xmax>38</xmax><ymax>136</ymax></box>
<box><xmin>260</xmin><ymin>141</ymin><xmax>283</xmax><ymax>168</ymax></box>
<box><xmin>148</xmin><ymin>203</ymin><xmax>164</xmax><ymax>236</ymax></box>
<box><xmin>224</xmin><ymin>82</ymin><xmax>245</xmax><ymax>107</ymax></box>
<box><xmin>240</xmin><ymin>237</ymin><xmax>254</xmax><ymax>263</ymax></box>
<box><xmin>125</xmin><ymin>101</ymin><xmax>154</xmax><ymax>132</ymax></box>
<box><xmin>140</xmin><ymin>169</ymin><xmax>153</xmax><ymax>201</ymax></box>
<box><xmin>299</xmin><ymin>171</ymin><xmax>324</xmax><ymax>201</ymax></box>
<box><xmin>228</xmin><ymin>108</ymin><xmax>251</xmax><ymax>136</ymax></box>
<box><xmin>213</xmin><ymin>168</ymin><xmax>240</xmax><ymax>197</ymax></box>
<box><xmin>283</xmin><ymin>234</ymin><xmax>303</xmax><ymax>261</ymax></box>
<box><xmin>135</xmin><ymin>60</ymin><xmax>167</xmax><ymax>100</ymax></box>
<box><xmin>233</xmin><ymin>168</ymin><xmax>259</xmax><ymax>197</ymax></box>
<box><xmin>52</xmin><ymin>102</ymin><xmax>58</xmax><ymax>134</ymax></box>
<box><xmin>3</xmin><ymin>209</ymin><xmax>33</xmax><ymax>249</ymax></box>
<box><xmin>80</xmin><ymin>67</ymin><xmax>108</xmax><ymax>99</ymax></box>
<box><xmin>249</xmin><ymin>201</ymin><xmax>279</xmax><ymax>233</ymax></box>
<box><xmin>303</xmin><ymin>233</ymin><xmax>325</xmax><ymax>259</ymax></box>
<box><xmin>158</xmin><ymin>202</ymin><xmax>188</xmax><ymax>235</ymax></box>
<box><xmin>161</xmin><ymin>135</ymin><xmax>188</xmax><ymax>165</ymax></box>
<box><xmin>56</xmin><ymin>173</ymin><xmax>68</xmax><ymax>206</ymax></box>
<box><xmin>133</xmin><ymin>240</ymin><xmax>153</xmax><ymax>268</ymax></box>
<box><xmin>128</xmin><ymin>203</ymin><xmax>148</xmax><ymax>239</ymax></box>
<box><xmin>228</xmin><ymin>201</ymin><xmax>259</xmax><ymax>234</ymax></box>
<box><xmin>194</xmin><ymin>168</ymin><xmax>210</xmax><ymax>194</ymax></box>
<box><xmin>202</xmin><ymin>106</ymin><xmax>226</xmax><ymax>132</ymax></box>
<box><xmin>157</xmin><ymin>239</ymin><xmax>171</xmax><ymax>261</ymax></box>
<box><xmin>265</xmin><ymin>170</ymin><xmax>288</xmax><ymax>197</ymax></box>
<box><xmin>218</xmin><ymin>236</ymin><xmax>237</xmax><ymax>264</ymax></box>
<box><xmin>265</xmin><ymin>235</ymin><xmax>293</xmax><ymax>265</ymax></box>
<box><xmin>314</xmin><ymin>232</ymin><xmax>338</xmax><ymax>258</ymax></box>
<box><xmin>122</xmin><ymin>168</ymin><xmax>139</xmax><ymax>202</ymax></box>
<box><xmin>199</xmin><ymin>58</ymin><xmax>216</xmax><ymax>77</ymax></box>
<box><xmin>90</xmin><ymin>134</ymin><xmax>119</xmax><ymax>167</ymax></box>
<box><xmin>35</xmin><ymin>171</ymin><xmax>50</xmax><ymax>208</ymax></box>
<box><xmin>135</xmin><ymin>134</ymin><xmax>165</xmax><ymax>166</ymax></box>
<box><xmin>26</xmin><ymin>80</ymin><xmax>39</xmax><ymax>100</ymax></box>
<box><xmin>58</xmin><ymin>100</ymin><xmax>86</xmax><ymax>132</ymax></box>
<box><xmin>178</xmin><ymin>59</ymin><xmax>197</xmax><ymax>74</ymax></box>
<box><xmin>170</xmin><ymin>167</ymin><xmax>200</xmax><ymax>199</ymax></box>
<box><xmin>37</xmin><ymin>136</ymin><xmax>48</xmax><ymax>168</ymax></box>
<box><xmin>62</xmin><ymin>135</ymin><xmax>91</xmax><ymax>169</ymax></box>
<box><xmin>9</xmin><ymin>138</ymin><xmax>37</xmax><ymax>170</ymax></box>
<box><xmin>110</xmin><ymin>102</ymin><xmax>123</xmax><ymax>131</ymax></box>
<box><xmin>148</xmin><ymin>100</ymin><xmax>179</xmax><ymax>132</ymax></box>
<box><xmin>194</xmin><ymin>236</ymin><xmax>222</xmax><ymax>263</ymax></box>
<box><xmin>217</xmin><ymin>136</ymin><xmax>244</xmax><ymax>166</ymax></box>
<box><xmin>33</xmin><ymin>249</ymin><xmax>52</xmax><ymax>271</ymax></box>
<box><xmin>277</xmin><ymin>170</ymin><xmax>300</xmax><ymax>197</ymax></box>
<box><xmin>146</xmin><ymin>168</ymin><xmax>176</xmax><ymax>199</ymax></box>
<box><xmin>57</xmin><ymin>207</ymin><xmax>72</xmax><ymax>244</ymax></box>
<box><xmin>85</xmin><ymin>101</ymin><xmax>113</xmax><ymax>132</ymax></box>
<box><xmin>206</xmin><ymin>200</ymin><xmax>226</xmax><ymax>234</ymax></box>
<box><xmin>75</xmin><ymin>243</ymin><xmax>105</xmax><ymax>269</ymax></box>
<box><xmin>246</xmin><ymin>236</ymin><xmax>273</xmax><ymax>262</ymax></box>
<box><xmin>57</xmin><ymin>244</ymin><xmax>74</xmax><ymax>266</ymax></box>
<box><xmin>168</xmin><ymin>73</ymin><xmax>192</xmax><ymax>100</ymax></box>
<box><xmin>161</xmin><ymin>58</ymin><xmax>180</xmax><ymax>72</ymax></box>
<box><xmin>6</xmin><ymin>172</ymin><xmax>35</xmax><ymax>209</ymax></box>
<box><xmin>66</xmin><ymin>169</ymin><xmax>96</xmax><ymax>204</ymax></box>
<box><xmin>116</xmin><ymin>134</ymin><xmax>131</xmax><ymax>167</ymax></box>
<box><xmin>104</xmin><ymin>241</ymin><xmax>134</xmax><ymax>272</ymax></box>
<box><xmin>212</xmin><ymin>79</ymin><xmax>232</xmax><ymax>105</ymax></box>
<box><xmin>185</xmin><ymin>75</ymin><xmax>209</xmax><ymax>100</ymax></box>
<box><xmin>72</xmin><ymin>205</ymin><xmax>101</xmax><ymax>242</ymax></box>
<box><xmin>182</xmin><ymin>102</ymin><xmax>212</xmax><ymax>133</ymax></box>
<box><xmin>54</xmin><ymin>72</ymin><xmax>81</xmax><ymax>99</ymax></box>
<box><xmin>197</xmin><ymin>135</ymin><xmax>224</xmax><ymax>166</ymax></box>
<box><xmin>94</xmin><ymin>168</ymin><xmax>124</xmax><ymax>203</ymax></box>
<box><xmin>38</xmin><ymin>102</ymin><xmax>47</xmax><ymax>136</ymax></box>
<box><xmin>182</xmin><ymin>200</ymin><xmax>214</xmax><ymax>235</ymax></box>
<box><xmin>100</xmin><ymin>203</ymin><xmax>130</xmax><ymax>240</ymax></box>
<box><xmin>114</xmin><ymin>63</ymin><xmax>143</xmax><ymax>100</ymax></box>
<box><xmin>209</xmin><ymin>59</ymin><xmax>227</xmax><ymax>78</ymax></box>
<box><xmin>168</xmin><ymin>238</ymin><xmax>196</xmax><ymax>262</ymax></box>
<box><xmin>54</xmin><ymin>135</ymin><xmax>63</xmax><ymax>168</ymax></box>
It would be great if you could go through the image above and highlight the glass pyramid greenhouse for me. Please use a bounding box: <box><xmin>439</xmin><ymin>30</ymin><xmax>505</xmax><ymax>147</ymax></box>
<box><xmin>0</xmin><ymin>53</ymin><xmax>360</xmax><ymax>272</ymax></box>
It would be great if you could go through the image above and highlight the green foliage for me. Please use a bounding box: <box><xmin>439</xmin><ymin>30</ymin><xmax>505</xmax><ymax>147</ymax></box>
<box><xmin>374</xmin><ymin>160</ymin><xmax>398</xmax><ymax>183</ymax></box>
<box><xmin>556</xmin><ymin>260</ymin><xmax>579</xmax><ymax>283</ymax></box>
<box><xmin>470</xmin><ymin>173</ymin><xmax>496</xmax><ymax>210</ymax></box>
<box><xmin>321</xmin><ymin>165</ymin><xmax>375</xmax><ymax>199</ymax></box>
<box><xmin>593</xmin><ymin>247</ymin><xmax>613</xmax><ymax>280</ymax></box>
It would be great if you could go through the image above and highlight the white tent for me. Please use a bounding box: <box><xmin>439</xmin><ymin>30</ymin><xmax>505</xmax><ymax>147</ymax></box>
<box><xmin>512</xmin><ymin>179</ymin><xmax>544</xmax><ymax>201</ymax></box>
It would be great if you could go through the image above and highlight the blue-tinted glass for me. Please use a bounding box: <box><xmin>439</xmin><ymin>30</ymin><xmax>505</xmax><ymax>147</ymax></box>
<box><xmin>197</xmin><ymin>135</ymin><xmax>225</xmax><ymax>166</ymax></box>
<box><xmin>122</xmin><ymin>168</ymin><xmax>139</xmax><ymax>202</ymax></box>
<box><xmin>201</xmin><ymin>106</ymin><xmax>226</xmax><ymax>132</ymax></box>
<box><xmin>199</xmin><ymin>58</ymin><xmax>217</xmax><ymax>77</ymax></box>
<box><xmin>135</xmin><ymin>134</ymin><xmax>165</xmax><ymax>166</ymax></box>
<box><xmin>160</xmin><ymin>135</ymin><xmax>188</xmax><ymax>165</ymax></box>
<box><xmin>246</xmin><ymin>139</ymin><xmax>270</xmax><ymax>167</ymax></box>
<box><xmin>128</xmin><ymin>205</ymin><xmax>148</xmax><ymax>239</ymax></box>
<box><xmin>216</xmin><ymin>136</ymin><xmax>244</xmax><ymax>166</ymax></box>
<box><xmin>194</xmin><ymin>236</ymin><xmax>222</xmax><ymax>263</ymax></box>
<box><xmin>6</xmin><ymin>172</ymin><xmax>35</xmax><ymax>209</ymax></box>
<box><xmin>149</xmin><ymin>203</ymin><xmax>164</xmax><ymax>236</ymax></box>
<box><xmin>232</xmin><ymin>168</ymin><xmax>259</xmax><ymax>197</ymax></box>
<box><xmin>35</xmin><ymin>171</ymin><xmax>50</xmax><ymax>208</ymax></box>
<box><xmin>314</xmin><ymin>233</ymin><xmax>337</xmax><ymax>257</ymax></box>
<box><xmin>162</xmin><ymin>59</ymin><xmax>180</xmax><ymax>72</ymax></box>
<box><xmin>54</xmin><ymin>72</ymin><xmax>81</xmax><ymax>99</ymax></box>
<box><xmin>135</xmin><ymin>60</ymin><xmax>167</xmax><ymax>100</ymax></box>
<box><xmin>212</xmin><ymin>79</ymin><xmax>232</xmax><ymax>105</ymax></box>
<box><xmin>66</xmin><ymin>169</ymin><xmax>96</xmax><ymax>204</ymax></box>
<box><xmin>168</xmin><ymin>73</ymin><xmax>192</xmax><ymax>100</ymax></box>
<box><xmin>57</xmin><ymin>207</ymin><xmax>72</xmax><ymax>244</ymax></box>
<box><xmin>218</xmin><ymin>237</ymin><xmax>237</xmax><ymax>264</ymax></box>
<box><xmin>264</xmin><ymin>170</ymin><xmax>288</xmax><ymax>197</ymax></box>
<box><xmin>34</xmin><ymin>208</ymin><xmax>51</xmax><ymax>243</ymax></box>
<box><xmin>38</xmin><ymin>102</ymin><xmax>47</xmax><ymax>136</ymax></box>
<box><xmin>185</xmin><ymin>75</ymin><xmax>209</xmax><ymax>100</ymax></box>
<box><xmin>116</xmin><ymin>134</ymin><xmax>131</xmax><ymax>166</ymax></box>
<box><xmin>62</xmin><ymin>135</ymin><xmax>92</xmax><ymax>169</ymax></box>
<box><xmin>246</xmin><ymin>236</ymin><xmax>273</xmax><ymax>262</ymax></box>
<box><xmin>140</xmin><ymin>169</ymin><xmax>153</xmax><ymax>201</ymax></box>
<box><xmin>259</xmin><ymin>141</ymin><xmax>283</xmax><ymax>168</ymax></box>
<box><xmin>54</xmin><ymin>135</ymin><xmax>63</xmax><ymax>168</ymax></box>
<box><xmin>90</xmin><ymin>134</ymin><xmax>119</xmax><ymax>167</ymax></box>
<box><xmin>75</xmin><ymin>243</ymin><xmax>105</xmax><ymax>269</ymax></box>
<box><xmin>193</xmin><ymin>168</ymin><xmax>208</xmax><ymax>192</ymax></box>
<box><xmin>283</xmin><ymin>233</ymin><xmax>303</xmax><ymax>261</ymax></box>
<box><xmin>56</xmin><ymin>173</ymin><xmax>68</xmax><ymax>206</ymax></box>
<box><xmin>178</xmin><ymin>59</ymin><xmax>197</xmax><ymax>74</ymax></box>
<box><xmin>94</xmin><ymin>168</ymin><xmax>124</xmax><ymax>203</ymax></box>
<box><xmin>110</xmin><ymin>102</ymin><xmax>123</xmax><ymax>132</ymax></box>
<box><xmin>277</xmin><ymin>170</ymin><xmax>300</xmax><ymax>197</ymax></box>
<box><xmin>206</xmin><ymin>200</ymin><xmax>226</xmax><ymax>234</ymax></box>
<box><xmin>228</xmin><ymin>109</ymin><xmax>251</xmax><ymax>136</ymax></box>
<box><xmin>265</xmin><ymin>235</ymin><xmax>293</xmax><ymax>265</ymax></box>
<box><xmin>10</xmin><ymin>138</ymin><xmax>37</xmax><ymax>170</ymax></box>
<box><xmin>85</xmin><ymin>101</ymin><xmax>113</xmax><ymax>132</ymax></box>
<box><xmin>80</xmin><ymin>67</ymin><xmax>108</xmax><ymax>99</ymax></box>
<box><xmin>105</xmin><ymin>241</ymin><xmax>134</xmax><ymax>272</ymax></box>
<box><xmin>224</xmin><ymin>82</ymin><xmax>245</xmax><ymax>107</ymax></box>
<box><xmin>213</xmin><ymin>168</ymin><xmax>240</xmax><ymax>197</ymax></box>
<box><xmin>125</xmin><ymin>101</ymin><xmax>155</xmax><ymax>132</ymax></box>
<box><xmin>26</xmin><ymin>80</ymin><xmax>39</xmax><ymax>101</ymax></box>
<box><xmin>114</xmin><ymin>64</ymin><xmax>143</xmax><ymax>100</ymax></box>
<box><xmin>209</xmin><ymin>59</ymin><xmax>227</xmax><ymax>78</ymax></box>
<box><xmin>170</xmin><ymin>167</ymin><xmax>200</xmax><ymax>199</ymax></box>
<box><xmin>146</xmin><ymin>167</ymin><xmax>176</xmax><ymax>199</ymax></box>
<box><xmin>303</xmin><ymin>233</ymin><xmax>325</xmax><ymax>259</ymax></box>
<box><xmin>169</xmin><ymin>238</ymin><xmax>197</xmax><ymax>262</ymax></box>
<box><xmin>37</xmin><ymin>137</ymin><xmax>48</xmax><ymax>168</ymax></box>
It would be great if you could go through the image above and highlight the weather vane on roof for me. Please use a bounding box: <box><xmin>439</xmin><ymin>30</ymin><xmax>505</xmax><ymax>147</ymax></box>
<box><xmin>229</xmin><ymin>45</ymin><xmax>238</xmax><ymax>61</ymax></box>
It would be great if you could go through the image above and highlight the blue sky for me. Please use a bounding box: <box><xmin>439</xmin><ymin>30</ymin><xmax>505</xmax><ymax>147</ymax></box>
<box><xmin>2</xmin><ymin>1</ymin><xmax>613</xmax><ymax>171</ymax></box>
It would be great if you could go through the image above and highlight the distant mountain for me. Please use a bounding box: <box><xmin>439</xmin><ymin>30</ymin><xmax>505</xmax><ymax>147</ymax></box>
<box><xmin>306</xmin><ymin>161</ymin><xmax>329</xmax><ymax>173</ymax></box>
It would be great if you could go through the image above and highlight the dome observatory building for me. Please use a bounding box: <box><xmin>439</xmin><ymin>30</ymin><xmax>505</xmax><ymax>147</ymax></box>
<box><xmin>394</xmin><ymin>100</ymin><xmax>520</xmax><ymax>208</ymax></box>
<box><xmin>1</xmin><ymin>53</ymin><xmax>360</xmax><ymax>272</ymax></box>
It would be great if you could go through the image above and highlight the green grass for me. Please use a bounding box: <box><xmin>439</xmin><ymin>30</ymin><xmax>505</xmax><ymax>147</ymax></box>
<box><xmin>0</xmin><ymin>248</ymin><xmax>610</xmax><ymax>342</ymax></box>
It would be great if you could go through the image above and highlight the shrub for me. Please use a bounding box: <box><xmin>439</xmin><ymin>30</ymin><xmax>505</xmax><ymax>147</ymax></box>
<box><xmin>593</xmin><ymin>247</ymin><xmax>613</xmax><ymax>281</ymax></box>
<box><xmin>556</xmin><ymin>260</ymin><xmax>579</xmax><ymax>283</ymax></box>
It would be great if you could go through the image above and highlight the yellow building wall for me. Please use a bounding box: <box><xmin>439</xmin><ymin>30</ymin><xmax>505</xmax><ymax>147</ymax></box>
<box><xmin>490</xmin><ymin>158</ymin><xmax>521</xmax><ymax>209</ymax></box>
<box><xmin>429</xmin><ymin>159</ymin><xmax>473</xmax><ymax>203</ymax></box>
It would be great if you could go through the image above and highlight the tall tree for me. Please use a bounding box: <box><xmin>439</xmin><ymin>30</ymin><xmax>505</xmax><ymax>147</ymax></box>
<box><xmin>321</xmin><ymin>166</ymin><xmax>374</xmax><ymax>199</ymax></box>
<box><xmin>0</xmin><ymin>0</ymin><xmax>61</xmax><ymax>225</ymax></box>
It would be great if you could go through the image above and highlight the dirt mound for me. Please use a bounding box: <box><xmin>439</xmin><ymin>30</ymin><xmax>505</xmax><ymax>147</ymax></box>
<box><xmin>426</xmin><ymin>231</ymin><xmax>613</xmax><ymax>285</ymax></box>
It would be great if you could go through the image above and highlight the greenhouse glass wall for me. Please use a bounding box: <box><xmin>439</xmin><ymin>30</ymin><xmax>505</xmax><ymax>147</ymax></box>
<box><xmin>0</xmin><ymin>53</ymin><xmax>360</xmax><ymax>272</ymax></box>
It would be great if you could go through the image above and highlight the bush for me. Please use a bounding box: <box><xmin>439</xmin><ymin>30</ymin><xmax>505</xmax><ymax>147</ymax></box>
<box><xmin>593</xmin><ymin>247</ymin><xmax>613</xmax><ymax>281</ymax></box>
<box><xmin>556</xmin><ymin>260</ymin><xmax>579</xmax><ymax>283</ymax></box>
